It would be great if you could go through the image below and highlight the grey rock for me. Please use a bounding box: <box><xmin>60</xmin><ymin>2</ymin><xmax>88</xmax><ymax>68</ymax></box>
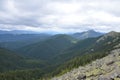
<box><xmin>77</xmin><ymin>74</ymin><xmax>86</xmax><ymax>80</ymax></box>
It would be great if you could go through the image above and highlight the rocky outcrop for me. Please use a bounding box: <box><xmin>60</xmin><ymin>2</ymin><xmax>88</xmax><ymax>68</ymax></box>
<box><xmin>52</xmin><ymin>49</ymin><xmax>120</xmax><ymax>80</ymax></box>
<box><xmin>96</xmin><ymin>31</ymin><xmax>120</xmax><ymax>43</ymax></box>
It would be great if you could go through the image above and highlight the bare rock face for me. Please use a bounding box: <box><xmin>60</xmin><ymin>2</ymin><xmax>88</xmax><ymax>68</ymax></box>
<box><xmin>52</xmin><ymin>49</ymin><xmax>120</xmax><ymax>80</ymax></box>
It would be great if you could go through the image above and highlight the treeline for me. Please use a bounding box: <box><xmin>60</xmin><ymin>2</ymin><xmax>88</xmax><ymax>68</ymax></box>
<box><xmin>0</xmin><ymin>69</ymin><xmax>45</xmax><ymax>80</ymax></box>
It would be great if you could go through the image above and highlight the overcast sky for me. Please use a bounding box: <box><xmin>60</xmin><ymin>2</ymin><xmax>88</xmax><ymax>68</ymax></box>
<box><xmin>0</xmin><ymin>0</ymin><xmax>120</xmax><ymax>33</ymax></box>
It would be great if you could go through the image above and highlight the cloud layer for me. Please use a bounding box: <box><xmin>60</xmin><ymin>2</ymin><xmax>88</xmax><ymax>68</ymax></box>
<box><xmin>0</xmin><ymin>0</ymin><xmax>120</xmax><ymax>33</ymax></box>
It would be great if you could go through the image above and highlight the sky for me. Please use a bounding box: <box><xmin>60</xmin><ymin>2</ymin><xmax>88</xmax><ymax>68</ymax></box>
<box><xmin>0</xmin><ymin>0</ymin><xmax>120</xmax><ymax>33</ymax></box>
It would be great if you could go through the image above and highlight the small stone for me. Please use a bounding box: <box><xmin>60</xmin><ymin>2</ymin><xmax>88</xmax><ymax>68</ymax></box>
<box><xmin>98</xmin><ymin>77</ymin><xmax>109</xmax><ymax>80</ymax></box>
<box><xmin>106</xmin><ymin>61</ymin><xmax>114</xmax><ymax>66</ymax></box>
<box><xmin>116</xmin><ymin>74</ymin><xmax>120</xmax><ymax>78</ymax></box>
<box><xmin>77</xmin><ymin>74</ymin><xmax>86</xmax><ymax>80</ymax></box>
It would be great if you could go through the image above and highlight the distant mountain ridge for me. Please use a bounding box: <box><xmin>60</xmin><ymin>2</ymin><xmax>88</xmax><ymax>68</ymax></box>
<box><xmin>0</xmin><ymin>33</ymin><xmax>51</xmax><ymax>50</ymax></box>
<box><xmin>0</xmin><ymin>34</ymin><xmax>51</xmax><ymax>42</ymax></box>
<box><xmin>0</xmin><ymin>30</ymin><xmax>41</xmax><ymax>34</ymax></box>
<box><xmin>72</xmin><ymin>30</ymin><xmax>103</xmax><ymax>39</ymax></box>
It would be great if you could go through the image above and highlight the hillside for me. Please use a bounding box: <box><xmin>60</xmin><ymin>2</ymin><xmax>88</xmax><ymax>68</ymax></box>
<box><xmin>52</xmin><ymin>48</ymin><xmax>120</xmax><ymax>80</ymax></box>
<box><xmin>0</xmin><ymin>47</ymin><xmax>24</xmax><ymax>72</ymax></box>
<box><xmin>0</xmin><ymin>47</ymin><xmax>47</xmax><ymax>73</ymax></box>
<box><xmin>17</xmin><ymin>34</ymin><xmax>78</xmax><ymax>60</ymax></box>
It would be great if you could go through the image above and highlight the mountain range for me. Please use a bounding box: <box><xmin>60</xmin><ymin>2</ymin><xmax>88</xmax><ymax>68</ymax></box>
<box><xmin>0</xmin><ymin>30</ymin><xmax>119</xmax><ymax>80</ymax></box>
<box><xmin>0</xmin><ymin>30</ymin><xmax>42</xmax><ymax>34</ymax></box>
<box><xmin>0</xmin><ymin>30</ymin><xmax>103</xmax><ymax>50</ymax></box>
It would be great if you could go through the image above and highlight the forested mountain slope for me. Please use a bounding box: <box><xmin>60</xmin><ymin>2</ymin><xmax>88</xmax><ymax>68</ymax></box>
<box><xmin>17</xmin><ymin>34</ymin><xmax>78</xmax><ymax>60</ymax></box>
<box><xmin>0</xmin><ymin>47</ymin><xmax>24</xmax><ymax>72</ymax></box>
<box><xmin>0</xmin><ymin>47</ymin><xmax>47</xmax><ymax>73</ymax></box>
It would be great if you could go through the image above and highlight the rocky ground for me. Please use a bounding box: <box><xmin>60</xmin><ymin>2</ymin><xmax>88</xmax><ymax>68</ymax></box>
<box><xmin>52</xmin><ymin>49</ymin><xmax>120</xmax><ymax>80</ymax></box>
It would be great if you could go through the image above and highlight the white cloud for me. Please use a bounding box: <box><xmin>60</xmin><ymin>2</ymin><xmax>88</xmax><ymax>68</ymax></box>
<box><xmin>0</xmin><ymin>0</ymin><xmax>120</xmax><ymax>32</ymax></box>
